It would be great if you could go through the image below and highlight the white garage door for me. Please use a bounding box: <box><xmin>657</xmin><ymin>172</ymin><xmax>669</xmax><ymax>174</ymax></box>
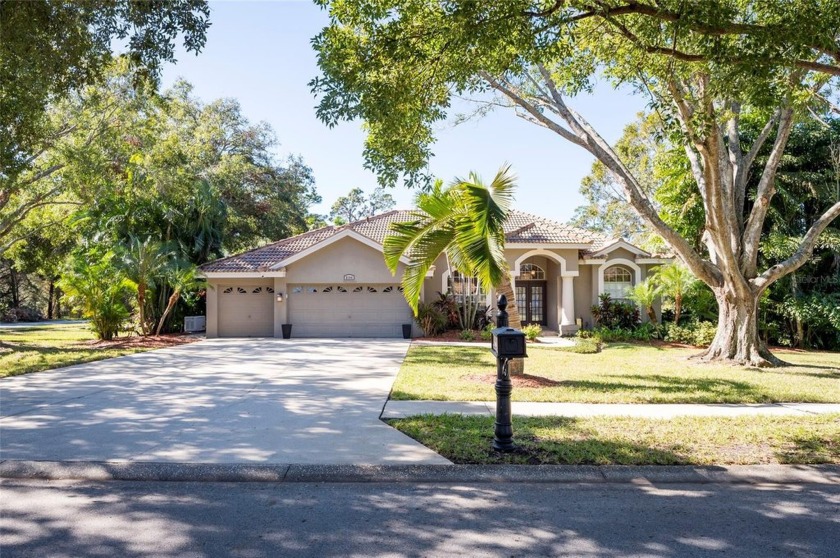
<box><xmin>218</xmin><ymin>285</ymin><xmax>274</xmax><ymax>337</ymax></box>
<box><xmin>288</xmin><ymin>284</ymin><xmax>412</xmax><ymax>338</ymax></box>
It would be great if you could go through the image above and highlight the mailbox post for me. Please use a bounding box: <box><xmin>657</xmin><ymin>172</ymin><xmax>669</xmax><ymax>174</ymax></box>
<box><xmin>489</xmin><ymin>295</ymin><xmax>527</xmax><ymax>452</ymax></box>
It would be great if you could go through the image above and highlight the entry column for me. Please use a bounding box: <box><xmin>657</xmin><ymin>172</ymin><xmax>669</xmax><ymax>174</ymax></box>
<box><xmin>560</xmin><ymin>275</ymin><xmax>577</xmax><ymax>336</ymax></box>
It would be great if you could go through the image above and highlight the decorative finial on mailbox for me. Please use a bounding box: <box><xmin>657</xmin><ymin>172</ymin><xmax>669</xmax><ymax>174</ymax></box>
<box><xmin>497</xmin><ymin>294</ymin><xmax>508</xmax><ymax>328</ymax></box>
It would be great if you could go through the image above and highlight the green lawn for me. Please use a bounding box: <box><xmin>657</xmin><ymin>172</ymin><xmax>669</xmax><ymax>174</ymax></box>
<box><xmin>389</xmin><ymin>414</ymin><xmax>840</xmax><ymax>465</ymax></box>
<box><xmin>0</xmin><ymin>323</ymin><xmax>160</xmax><ymax>378</ymax></box>
<box><xmin>392</xmin><ymin>343</ymin><xmax>840</xmax><ymax>403</ymax></box>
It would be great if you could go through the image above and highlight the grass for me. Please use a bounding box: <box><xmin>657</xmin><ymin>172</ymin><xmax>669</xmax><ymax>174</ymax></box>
<box><xmin>392</xmin><ymin>343</ymin><xmax>840</xmax><ymax>403</ymax></box>
<box><xmin>388</xmin><ymin>414</ymin><xmax>840</xmax><ymax>465</ymax></box>
<box><xmin>0</xmin><ymin>323</ymin><xmax>153</xmax><ymax>378</ymax></box>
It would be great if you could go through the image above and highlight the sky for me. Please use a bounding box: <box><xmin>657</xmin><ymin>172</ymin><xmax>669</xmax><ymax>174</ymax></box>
<box><xmin>159</xmin><ymin>0</ymin><xmax>646</xmax><ymax>223</ymax></box>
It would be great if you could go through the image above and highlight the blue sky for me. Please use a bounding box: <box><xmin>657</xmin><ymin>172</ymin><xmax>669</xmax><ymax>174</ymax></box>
<box><xmin>160</xmin><ymin>1</ymin><xmax>646</xmax><ymax>223</ymax></box>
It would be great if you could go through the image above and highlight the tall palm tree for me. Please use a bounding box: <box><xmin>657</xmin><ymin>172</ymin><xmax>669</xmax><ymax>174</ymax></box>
<box><xmin>384</xmin><ymin>165</ymin><xmax>524</xmax><ymax>369</ymax></box>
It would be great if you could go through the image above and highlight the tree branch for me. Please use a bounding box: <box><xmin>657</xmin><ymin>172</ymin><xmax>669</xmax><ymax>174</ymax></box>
<box><xmin>741</xmin><ymin>106</ymin><xmax>795</xmax><ymax>277</ymax></box>
<box><xmin>532</xmin><ymin>64</ymin><xmax>722</xmax><ymax>286</ymax></box>
<box><xmin>479</xmin><ymin>72</ymin><xmax>587</xmax><ymax>148</ymax></box>
<box><xmin>752</xmin><ymin>201</ymin><xmax>840</xmax><ymax>292</ymax></box>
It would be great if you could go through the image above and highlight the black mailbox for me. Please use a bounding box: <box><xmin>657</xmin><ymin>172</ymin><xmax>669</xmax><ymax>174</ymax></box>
<box><xmin>490</xmin><ymin>327</ymin><xmax>527</xmax><ymax>359</ymax></box>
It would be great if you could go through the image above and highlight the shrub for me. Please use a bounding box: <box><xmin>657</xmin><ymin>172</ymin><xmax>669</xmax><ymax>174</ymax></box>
<box><xmin>415</xmin><ymin>301</ymin><xmax>447</xmax><ymax>337</ymax></box>
<box><xmin>522</xmin><ymin>323</ymin><xmax>543</xmax><ymax>341</ymax></box>
<box><xmin>664</xmin><ymin>320</ymin><xmax>717</xmax><ymax>347</ymax></box>
<box><xmin>58</xmin><ymin>251</ymin><xmax>135</xmax><ymax>340</ymax></box>
<box><xmin>576</xmin><ymin>322</ymin><xmax>662</xmax><ymax>343</ymax></box>
<box><xmin>479</xmin><ymin>323</ymin><xmax>494</xmax><ymax>341</ymax></box>
<box><xmin>591</xmin><ymin>293</ymin><xmax>640</xmax><ymax>329</ymax></box>
<box><xmin>432</xmin><ymin>293</ymin><xmax>460</xmax><ymax>329</ymax></box>
<box><xmin>458</xmin><ymin>329</ymin><xmax>476</xmax><ymax>341</ymax></box>
<box><xmin>0</xmin><ymin>306</ymin><xmax>44</xmax><ymax>322</ymax></box>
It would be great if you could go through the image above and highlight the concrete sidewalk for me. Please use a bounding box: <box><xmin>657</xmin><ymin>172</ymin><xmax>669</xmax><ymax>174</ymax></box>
<box><xmin>381</xmin><ymin>400</ymin><xmax>840</xmax><ymax>419</ymax></box>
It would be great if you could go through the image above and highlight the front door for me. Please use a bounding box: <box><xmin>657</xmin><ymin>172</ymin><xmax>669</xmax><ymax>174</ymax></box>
<box><xmin>515</xmin><ymin>282</ymin><xmax>546</xmax><ymax>326</ymax></box>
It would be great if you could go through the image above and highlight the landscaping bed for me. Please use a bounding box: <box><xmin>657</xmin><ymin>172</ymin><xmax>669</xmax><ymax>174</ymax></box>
<box><xmin>388</xmin><ymin>414</ymin><xmax>840</xmax><ymax>465</ymax></box>
<box><xmin>0</xmin><ymin>323</ymin><xmax>199</xmax><ymax>378</ymax></box>
<box><xmin>391</xmin><ymin>343</ymin><xmax>840</xmax><ymax>403</ymax></box>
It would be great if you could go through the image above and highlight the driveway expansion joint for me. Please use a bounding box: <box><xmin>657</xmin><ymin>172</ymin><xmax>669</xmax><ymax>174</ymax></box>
<box><xmin>1</xmin><ymin>461</ymin><xmax>837</xmax><ymax>485</ymax></box>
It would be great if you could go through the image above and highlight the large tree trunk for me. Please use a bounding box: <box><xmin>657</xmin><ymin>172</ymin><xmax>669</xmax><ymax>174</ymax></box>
<box><xmin>696</xmin><ymin>288</ymin><xmax>785</xmax><ymax>368</ymax></box>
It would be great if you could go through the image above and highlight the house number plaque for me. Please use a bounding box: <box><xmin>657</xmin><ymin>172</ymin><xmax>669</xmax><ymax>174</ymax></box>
<box><xmin>343</xmin><ymin>274</ymin><xmax>356</xmax><ymax>282</ymax></box>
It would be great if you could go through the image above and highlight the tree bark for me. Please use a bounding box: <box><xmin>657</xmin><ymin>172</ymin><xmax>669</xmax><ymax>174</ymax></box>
<box><xmin>47</xmin><ymin>281</ymin><xmax>54</xmax><ymax>320</ymax></box>
<box><xmin>155</xmin><ymin>290</ymin><xmax>180</xmax><ymax>336</ymax></box>
<box><xmin>696</xmin><ymin>288</ymin><xmax>785</xmax><ymax>368</ymax></box>
<box><xmin>137</xmin><ymin>283</ymin><xmax>148</xmax><ymax>335</ymax></box>
<box><xmin>495</xmin><ymin>272</ymin><xmax>525</xmax><ymax>375</ymax></box>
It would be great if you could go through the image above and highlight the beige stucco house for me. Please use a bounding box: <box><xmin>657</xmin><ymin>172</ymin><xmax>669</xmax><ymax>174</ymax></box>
<box><xmin>198</xmin><ymin>210</ymin><xmax>671</xmax><ymax>338</ymax></box>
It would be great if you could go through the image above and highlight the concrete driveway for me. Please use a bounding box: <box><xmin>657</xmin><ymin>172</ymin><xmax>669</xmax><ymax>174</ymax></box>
<box><xmin>0</xmin><ymin>339</ymin><xmax>449</xmax><ymax>465</ymax></box>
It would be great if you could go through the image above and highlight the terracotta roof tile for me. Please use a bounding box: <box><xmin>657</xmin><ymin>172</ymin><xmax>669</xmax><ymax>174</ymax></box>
<box><xmin>504</xmin><ymin>210</ymin><xmax>609</xmax><ymax>245</ymax></box>
<box><xmin>200</xmin><ymin>209</ymin><xmax>612</xmax><ymax>273</ymax></box>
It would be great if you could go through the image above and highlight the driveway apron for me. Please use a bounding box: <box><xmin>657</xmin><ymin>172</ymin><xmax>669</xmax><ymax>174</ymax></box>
<box><xmin>0</xmin><ymin>338</ymin><xmax>450</xmax><ymax>465</ymax></box>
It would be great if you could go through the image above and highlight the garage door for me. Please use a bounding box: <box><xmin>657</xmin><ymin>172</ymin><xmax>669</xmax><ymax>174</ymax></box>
<box><xmin>218</xmin><ymin>285</ymin><xmax>274</xmax><ymax>337</ymax></box>
<box><xmin>288</xmin><ymin>284</ymin><xmax>412</xmax><ymax>338</ymax></box>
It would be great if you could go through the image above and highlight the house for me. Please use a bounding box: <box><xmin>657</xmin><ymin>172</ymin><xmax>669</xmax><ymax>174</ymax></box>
<box><xmin>198</xmin><ymin>210</ymin><xmax>672</xmax><ymax>338</ymax></box>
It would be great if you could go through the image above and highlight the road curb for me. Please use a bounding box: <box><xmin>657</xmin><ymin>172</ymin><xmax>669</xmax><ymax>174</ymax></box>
<box><xmin>1</xmin><ymin>461</ymin><xmax>837</xmax><ymax>485</ymax></box>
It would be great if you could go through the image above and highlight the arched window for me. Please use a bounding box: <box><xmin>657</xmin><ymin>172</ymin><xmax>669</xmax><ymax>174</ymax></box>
<box><xmin>603</xmin><ymin>266</ymin><xmax>633</xmax><ymax>300</ymax></box>
<box><xmin>519</xmin><ymin>263</ymin><xmax>545</xmax><ymax>280</ymax></box>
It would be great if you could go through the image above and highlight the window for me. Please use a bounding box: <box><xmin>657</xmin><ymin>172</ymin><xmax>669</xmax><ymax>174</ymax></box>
<box><xmin>603</xmin><ymin>266</ymin><xmax>633</xmax><ymax>300</ymax></box>
<box><xmin>519</xmin><ymin>263</ymin><xmax>545</xmax><ymax>280</ymax></box>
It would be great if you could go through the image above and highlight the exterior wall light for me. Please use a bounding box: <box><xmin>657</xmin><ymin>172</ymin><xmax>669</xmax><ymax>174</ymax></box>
<box><xmin>276</xmin><ymin>292</ymin><xmax>284</xmax><ymax>303</ymax></box>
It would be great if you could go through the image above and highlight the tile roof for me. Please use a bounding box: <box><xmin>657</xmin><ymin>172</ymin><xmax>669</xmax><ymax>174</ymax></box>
<box><xmin>200</xmin><ymin>209</ymin><xmax>612</xmax><ymax>273</ymax></box>
<box><xmin>503</xmin><ymin>210</ymin><xmax>609</xmax><ymax>245</ymax></box>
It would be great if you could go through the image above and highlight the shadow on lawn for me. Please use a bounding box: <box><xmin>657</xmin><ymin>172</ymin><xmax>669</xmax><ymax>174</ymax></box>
<box><xmin>392</xmin><ymin>415</ymin><xmax>692</xmax><ymax>465</ymax></box>
<box><xmin>775</xmin><ymin>434</ymin><xmax>840</xmax><ymax>464</ymax></box>
<box><xmin>557</xmin><ymin>374</ymin><xmax>769</xmax><ymax>400</ymax></box>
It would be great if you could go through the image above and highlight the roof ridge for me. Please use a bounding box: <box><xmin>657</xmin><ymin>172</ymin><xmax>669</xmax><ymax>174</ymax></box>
<box><xmin>342</xmin><ymin>209</ymin><xmax>404</xmax><ymax>229</ymax></box>
<box><xmin>198</xmin><ymin>226</ymin><xmax>336</xmax><ymax>270</ymax></box>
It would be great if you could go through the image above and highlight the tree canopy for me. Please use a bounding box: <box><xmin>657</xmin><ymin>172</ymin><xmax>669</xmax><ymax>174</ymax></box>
<box><xmin>0</xmin><ymin>0</ymin><xmax>211</xmax><ymax>182</ymax></box>
<box><xmin>312</xmin><ymin>0</ymin><xmax>840</xmax><ymax>366</ymax></box>
<box><xmin>329</xmin><ymin>186</ymin><xmax>396</xmax><ymax>224</ymax></box>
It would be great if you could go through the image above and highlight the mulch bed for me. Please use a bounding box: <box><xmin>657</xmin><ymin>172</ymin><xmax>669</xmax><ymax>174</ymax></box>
<box><xmin>76</xmin><ymin>334</ymin><xmax>200</xmax><ymax>350</ymax></box>
<box><xmin>464</xmin><ymin>372</ymin><xmax>561</xmax><ymax>388</ymax></box>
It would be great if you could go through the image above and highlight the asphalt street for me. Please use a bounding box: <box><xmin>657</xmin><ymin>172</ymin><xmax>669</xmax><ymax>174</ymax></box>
<box><xmin>2</xmin><ymin>479</ymin><xmax>838</xmax><ymax>557</ymax></box>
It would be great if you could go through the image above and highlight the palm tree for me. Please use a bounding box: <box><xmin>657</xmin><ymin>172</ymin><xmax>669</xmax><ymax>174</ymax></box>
<box><xmin>120</xmin><ymin>236</ymin><xmax>170</xmax><ymax>335</ymax></box>
<box><xmin>155</xmin><ymin>264</ymin><xmax>202</xmax><ymax>335</ymax></box>
<box><xmin>628</xmin><ymin>279</ymin><xmax>659</xmax><ymax>324</ymax></box>
<box><xmin>384</xmin><ymin>165</ymin><xmax>525</xmax><ymax>370</ymax></box>
<box><xmin>653</xmin><ymin>263</ymin><xmax>695</xmax><ymax>325</ymax></box>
